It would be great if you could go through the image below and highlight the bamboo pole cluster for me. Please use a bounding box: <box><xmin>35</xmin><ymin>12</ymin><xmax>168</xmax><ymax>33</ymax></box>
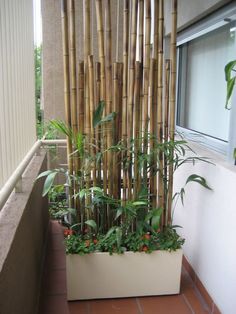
<box><xmin>60</xmin><ymin>0</ymin><xmax>178</xmax><ymax>228</ymax></box>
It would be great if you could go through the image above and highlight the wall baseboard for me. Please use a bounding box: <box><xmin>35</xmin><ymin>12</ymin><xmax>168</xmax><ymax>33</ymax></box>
<box><xmin>183</xmin><ymin>255</ymin><xmax>221</xmax><ymax>314</ymax></box>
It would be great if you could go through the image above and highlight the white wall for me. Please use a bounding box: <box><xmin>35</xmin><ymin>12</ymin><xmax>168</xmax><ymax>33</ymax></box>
<box><xmin>0</xmin><ymin>0</ymin><xmax>36</xmax><ymax>189</ymax></box>
<box><xmin>173</xmin><ymin>144</ymin><xmax>236</xmax><ymax>314</ymax></box>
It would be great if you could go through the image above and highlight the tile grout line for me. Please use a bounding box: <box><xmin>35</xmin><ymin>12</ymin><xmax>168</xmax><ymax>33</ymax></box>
<box><xmin>182</xmin><ymin>293</ymin><xmax>195</xmax><ymax>314</ymax></box>
<box><xmin>136</xmin><ymin>298</ymin><xmax>144</xmax><ymax>314</ymax></box>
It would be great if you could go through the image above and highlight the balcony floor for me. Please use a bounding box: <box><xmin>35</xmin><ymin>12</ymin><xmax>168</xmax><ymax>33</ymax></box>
<box><xmin>39</xmin><ymin>221</ymin><xmax>216</xmax><ymax>314</ymax></box>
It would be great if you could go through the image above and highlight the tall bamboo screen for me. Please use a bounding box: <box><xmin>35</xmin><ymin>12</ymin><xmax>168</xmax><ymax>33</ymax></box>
<box><xmin>61</xmin><ymin>0</ymin><xmax>177</xmax><ymax>227</ymax></box>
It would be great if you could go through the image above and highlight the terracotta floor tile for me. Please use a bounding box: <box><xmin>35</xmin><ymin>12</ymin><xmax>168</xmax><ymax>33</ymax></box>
<box><xmin>181</xmin><ymin>269</ymin><xmax>194</xmax><ymax>294</ymax></box>
<box><xmin>48</xmin><ymin>233</ymin><xmax>65</xmax><ymax>251</ymax></box>
<box><xmin>89</xmin><ymin>298</ymin><xmax>139</xmax><ymax>314</ymax></box>
<box><xmin>39</xmin><ymin>295</ymin><xmax>69</xmax><ymax>314</ymax></box>
<box><xmin>183</xmin><ymin>286</ymin><xmax>210</xmax><ymax>314</ymax></box>
<box><xmin>139</xmin><ymin>295</ymin><xmax>192</xmax><ymax>314</ymax></box>
<box><xmin>195</xmin><ymin>276</ymin><xmax>213</xmax><ymax>311</ymax></box>
<box><xmin>182</xmin><ymin>257</ymin><xmax>196</xmax><ymax>282</ymax></box>
<box><xmin>45</xmin><ymin>269</ymin><xmax>67</xmax><ymax>295</ymax></box>
<box><xmin>45</xmin><ymin>250</ymin><xmax>66</xmax><ymax>270</ymax></box>
<box><xmin>51</xmin><ymin>220</ymin><xmax>63</xmax><ymax>234</ymax></box>
<box><xmin>68</xmin><ymin>300</ymin><xmax>89</xmax><ymax>314</ymax></box>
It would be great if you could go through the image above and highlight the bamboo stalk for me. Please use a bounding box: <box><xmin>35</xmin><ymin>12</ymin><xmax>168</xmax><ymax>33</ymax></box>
<box><xmin>117</xmin><ymin>62</ymin><xmax>123</xmax><ymax>199</ymax></box>
<box><xmin>163</xmin><ymin>59</ymin><xmax>170</xmax><ymax>224</ymax></box>
<box><xmin>138</xmin><ymin>0</ymin><xmax>144</xmax><ymax>63</ymax></box>
<box><xmin>153</xmin><ymin>0</ymin><xmax>159</xmax><ymax>59</ymax></box>
<box><xmin>95</xmin><ymin>62</ymin><xmax>101</xmax><ymax>186</ymax></box>
<box><xmin>116</xmin><ymin>0</ymin><xmax>120</xmax><ymax>62</ymax></box>
<box><xmin>83</xmin><ymin>1</ymin><xmax>91</xmax><ymax>221</ymax></box>
<box><xmin>105</xmin><ymin>0</ymin><xmax>113</xmax><ymax>197</ymax></box>
<box><xmin>133</xmin><ymin>61</ymin><xmax>141</xmax><ymax>199</ymax></box>
<box><xmin>95</xmin><ymin>0</ymin><xmax>107</xmax><ymax>202</ymax></box>
<box><xmin>88</xmin><ymin>55</ymin><xmax>96</xmax><ymax>187</ymax></box>
<box><xmin>127</xmin><ymin>0</ymin><xmax>138</xmax><ymax>199</ymax></box>
<box><xmin>157</xmin><ymin>0</ymin><xmax>164</xmax><ymax>226</ymax></box>
<box><xmin>149</xmin><ymin>59</ymin><xmax>157</xmax><ymax>207</ymax></box>
<box><xmin>83</xmin><ymin>0</ymin><xmax>91</xmax><ymax>137</ymax></box>
<box><xmin>164</xmin><ymin>60</ymin><xmax>171</xmax><ymax>143</ymax></box>
<box><xmin>112</xmin><ymin>62</ymin><xmax>119</xmax><ymax>199</ymax></box>
<box><xmin>142</xmin><ymin>0</ymin><xmax>151</xmax><ymax>190</ymax></box>
<box><xmin>95</xmin><ymin>0</ymin><xmax>106</xmax><ymax>101</ymax></box>
<box><xmin>168</xmin><ymin>0</ymin><xmax>177</xmax><ymax>225</ymax></box>
<box><xmin>61</xmin><ymin>0</ymin><xmax>73</xmax><ymax>209</ymax></box>
<box><xmin>78</xmin><ymin>62</ymin><xmax>84</xmax><ymax>135</ymax></box>
<box><xmin>68</xmin><ymin>0</ymin><xmax>78</xmax><ymax>173</ymax></box>
<box><xmin>122</xmin><ymin>0</ymin><xmax>129</xmax><ymax>202</ymax></box>
<box><xmin>77</xmin><ymin>61</ymin><xmax>85</xmax><ymax>228</ymax></box>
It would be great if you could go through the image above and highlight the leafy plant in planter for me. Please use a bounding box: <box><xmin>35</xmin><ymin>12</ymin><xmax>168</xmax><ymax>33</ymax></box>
<box><xmin>38</xmin><ymin>0</ymin><xmax>213</xmax><ymax>300</ymax></box>
<box><xmin>38</xmin><ymin>114</ymin><xmax>212</xmax><ymax>299</ymax></box>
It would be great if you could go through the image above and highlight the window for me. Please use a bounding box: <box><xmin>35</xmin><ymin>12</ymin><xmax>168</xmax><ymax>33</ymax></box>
<box><xmin>176</xmin><ymin>3</ymin><xmax>236</xmax><ymax>157</ymax></box>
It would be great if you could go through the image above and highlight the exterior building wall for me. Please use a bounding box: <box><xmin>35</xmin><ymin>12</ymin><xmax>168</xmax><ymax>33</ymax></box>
<box><xmin>42</xmin><ymin>0</ymin><xmax>123</xmax><ymax>122</ymax></box>
<box><xmin>0</xmin><ymin>152</ymin><xmax>49</xmax><ymax>314</ymax></box>
<box><xmin>0</xmin><ymin>0</ymin><xmax>36</xmax><ymax>189</ymax></box>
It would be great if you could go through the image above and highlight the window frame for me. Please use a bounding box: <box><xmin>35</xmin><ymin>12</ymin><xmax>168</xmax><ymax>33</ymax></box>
<box><xmin>175</xmin><ymin>2</ymin><xmax>236</xmax><ymax>161</ymax></box>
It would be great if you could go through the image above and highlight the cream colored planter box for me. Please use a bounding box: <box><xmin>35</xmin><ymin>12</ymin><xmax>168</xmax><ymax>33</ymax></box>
<box><xmin>66</xmin><ymin>249</ymin><xmax>183</xmax><ymax>300</ymax></box>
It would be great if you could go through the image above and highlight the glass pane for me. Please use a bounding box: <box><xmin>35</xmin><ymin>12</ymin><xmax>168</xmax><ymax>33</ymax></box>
<box><xmin>177</xmin><ymin>24</ymin><xmax>236</xmax><ymax>142</ymax></box>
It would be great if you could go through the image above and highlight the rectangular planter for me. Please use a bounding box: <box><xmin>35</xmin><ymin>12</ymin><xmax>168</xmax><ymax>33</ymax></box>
<box><xmin>66</xmin><ymin>249</ymin><xmax>183</xmax><ymax>300</ymax></box>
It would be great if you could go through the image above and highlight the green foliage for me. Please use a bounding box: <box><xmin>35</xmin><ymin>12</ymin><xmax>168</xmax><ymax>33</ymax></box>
<box><xmin>64</xmin><ymin>226</ymin><xmax>184</xmax><ymax>255</ymax></box>
<box><xmin>35</xmin><ymin>45</ymin><xmax>42</xmax><ymax>138</ymax></box>
<box><xmin>225</xmin><ymin>60</ymin><xmax>236</xmax><ymax>109</ymax></box>
<box><xmin>93</xmin><ymin>101</ymin><xmax>116</xmax><ymax>128</ymax></box>
<box><xmin>37</xmin><ymin>119</ymin><xmax>213</xmax><ymax>255</ymax></box>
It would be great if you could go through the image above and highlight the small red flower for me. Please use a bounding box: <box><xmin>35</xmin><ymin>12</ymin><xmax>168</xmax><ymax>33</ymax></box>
<box><xmin>143</xmin><ymin>233</ymin><xmax>151</xmax><ymax>240</ymax></box>
<box><xmin>142</xmin><ymin>245</ymin><xmax>148</xmax><ymax>252</ymax></box>
<box><xmin>93</xmin><ymin>239</ymin><xmax>98</xmax><ymax>245</ymax></box>
<box><xmin>64</xmin><ymin>229</ymin><xmax>73</xmax><ymax>237</ymax></box>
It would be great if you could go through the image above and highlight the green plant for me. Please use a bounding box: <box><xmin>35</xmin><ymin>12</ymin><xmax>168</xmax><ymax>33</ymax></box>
<box><xmin>37</xmin><ymin>105</ymin><xmax>212</xmax><ymax>255</ymax></box>
<box><xmin>225</xmin><ymin>60</ymin><xmax>236</xmax><ymax>109</ymax></box>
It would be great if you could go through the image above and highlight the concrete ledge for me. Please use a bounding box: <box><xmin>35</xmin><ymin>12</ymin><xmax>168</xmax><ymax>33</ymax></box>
<box><xmin>0</xmin><ymin>151</ymin><xmax>49</xmax><ymax>314</ymax></box>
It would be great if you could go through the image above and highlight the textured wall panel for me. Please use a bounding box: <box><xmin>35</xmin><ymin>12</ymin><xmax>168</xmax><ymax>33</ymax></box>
<box><xmin>0</xmin><ymin>0</ymin><xmax>36</xmax><ymax>189</ymax></box>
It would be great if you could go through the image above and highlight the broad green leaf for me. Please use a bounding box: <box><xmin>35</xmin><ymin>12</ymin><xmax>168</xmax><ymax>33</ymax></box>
<box><xmin>132</xmin><ymin>201</ymin><xmax>147</xmax><ymax>206</ymax></box>
<box><xmin>85</xmin><ymin>220</ymin><xmax>97</xmax><ymax>231</ymax></box>
<box><xmin>185</xmin><ymin>174</ymin><xmax>212</xmax><ymax>190</ymax></box>
<box><xmin>116</xmin><ymin>227</ymin><xmax>122</xmax><ymax>248</ymax></box>
<box><xmin>225</xmin><ymin>60</ymin><xmax>236</xmax><ymax>109</ymax></box>
<box><xmin>115</xmin><ymin>208</ymin><xmax>123</xmax><ymax>220</ymax></box>
<box><xmin>151</xmin><ymin>208</ymin><xmax>163</xmax><ymax>230</ymax></box>
<box><xmin>234</xmin><ymin>148</ymin><xmax>236</xmax><ymax>160</ymax></box>
<box><xmin>71</xmin><ymin>223</ymin><xmax>81</xmax><ymax>230</ymax></box>
<box><xmin>180</xmin><ymin>188</ymin><xmax>185</xmax><ymax>205</ymax></box>
<box><xmin>50</xmin><ymin>120</ymin><xmax>72</xmax><ymax>138</ymax></box>
<box><xmin>225</xmin><ymin>60</ymin><xmax>236</xmax><ymax>81</ymax></box>
<box><xmin>93</xmin><ymin>101</ymin><xmax>105</xmax><ymax>128</ymax></box>
<box><xmin>105</xmin><ymin>226</ymin><xmax>116</xmax><ymax>239</ymax></box>
<box><xmin>90</xmin><ymin>186</ymin><xmax>104</xmax><ymax>194</ymax></box>
<box><xmin>100</xmin><ymin>112</ymin><xmax>116</xmax><ymax>124</ymax></box>
<box><xmin>76</xmin><ymin>132</ymin><xmax>84</xmax><ymax>155</ymax></box>
<box><xmin>42</xmin><ymin>171</ymin><xmax>58</xmax><ymax>196</ymax></box>
<box><xmin>37</xmin><ymin>170</ymin><xmax>55</xmax><ymax>180</ymax></box>
<box><xmin>67</xmin><ymin>208</ymin><xmax>77</xmax><ymax>216</ymax></box>
<box><xmin>226</xmin><ymin>77</ymin><xmax>236</xmax><ymax>109</ymax></box>
<box><xmin>79</xmin><ymin>189</ymin><xmax>87</xmax><ymax>199</ymax></box>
